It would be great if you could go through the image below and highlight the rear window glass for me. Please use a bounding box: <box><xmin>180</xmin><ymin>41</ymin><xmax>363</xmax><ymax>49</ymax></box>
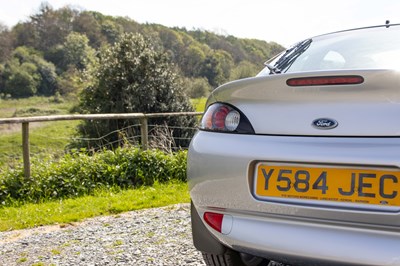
<box><xmin>258</xmin><ymin>25</ymin><xmax>400</xmax><ymax>75</ymax></box>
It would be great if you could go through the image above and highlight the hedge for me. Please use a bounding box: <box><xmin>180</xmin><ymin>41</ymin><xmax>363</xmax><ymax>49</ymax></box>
<box><xmin>0</xmin><ymin>147</ymin><xmax>187</xmax><ymax>206</ymax></box>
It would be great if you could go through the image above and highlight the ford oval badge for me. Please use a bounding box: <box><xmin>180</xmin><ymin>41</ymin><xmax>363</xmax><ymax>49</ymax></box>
<box><xmin>312</xmin><ymin>118</ymin><xmax>338</xmax><ymax>130</ymax></box>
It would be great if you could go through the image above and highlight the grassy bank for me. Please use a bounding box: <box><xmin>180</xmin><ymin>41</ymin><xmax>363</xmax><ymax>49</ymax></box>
<box><xmin>0</xmin><ymin>96</ymin><xmax>198</xmax><ymax>232</ymax></box>
<box><xmin>0</xmin><ymin>96</ymin><xmax>78</xmax><ymax>167</ymax></box>
<box><xmin>0</xmin><ymin>96</ymin><xmax>75</xmax><ymax>118</ymax></box>
<box><xmin>0</xmin><ymin>120</ymin><xmax>79</xmax><ymax>167</ymax></box>
<box><xmin>0</xmin><ymin>96</ymin><xmax>205</xmax><ymax>168</ymax></box>
<box><xmin>0</xmin><ymin>181</ymin><xmax>189</xmax><ymax>231</ymax></box>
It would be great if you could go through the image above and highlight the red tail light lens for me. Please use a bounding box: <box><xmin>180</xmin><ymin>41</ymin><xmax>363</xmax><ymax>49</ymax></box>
<box><xmin>213</xmin><ymin>105</ymin><xmax>231</xmax><ymax>130</ymax></box>
<box><xmin>200</xmin><ymin>103</ymin><xmax>254</xmax><ymax>134</ymax></box>
<box><xmin>287</xmin><ymin>75</ymin><xmax>364</xmax><ymax>86</ymax></box>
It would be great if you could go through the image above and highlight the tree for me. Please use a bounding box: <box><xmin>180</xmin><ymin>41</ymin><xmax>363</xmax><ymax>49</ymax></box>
<box><xmin>57</xmin><ymin>66</ymin><xmax>85</xmax><ymax>95</ymax></box>
<box><xmin>4</xmin><ymin>4</ymin><xmax>285</xmax><ymax>100</ymax></box>
<box><xmin>61</xmin><ymin>32</ymin><xmax>96</xmax><ymax>71</ymax></box>
<box><xmin>29</xmin><ymin>3</ymin><xmax>75</xmax><ymax>51</ymax></box>
<box><xmin>33</xmin><ymin>56</ymin><xmax>58</xmax><ymax>95</ymax></box>
<box><xmin>181</xmin><ymin>44</ymin><xmax>207</xmax><ymax>77</ymax></box>
<box><xmin>230</xmin><ymin>60</ymin><xmax>260</xmax><ymax>80</ymax></box>
<box><xmin>77</xmin><ymin>33</ymin><xmax>197</xmax><ymax>149</ymax></box>
<box><xmin>13</xmin><ymin>22</ymin><xmax>37</xmax><ymax>48</ymax></box>
<box><xmin>158</xmin><ymin>27</ymin><xmax>185</xmax><ymax>62</ymax></box>
<box><xmin>72</xmin><ymin>11</ymin><xmax>105</xmax><ymax>48</ymax></box>
<box><xmin>2</xmin><ymin>59</ymin><xmax>40</xmax><ymax>97</ymax></box>
<box><xmin>0</xmin><ymin>23</ymin><xmax>14</xmax><ymax>63</ymax></box>
<box><xmin>1</xmin><ymin>46</ymin><xmax>59</xmax><ymax>97</ymax></box>
<box><xmin>182</xmin><ymin>77</ymin><xmax>211</xmax><ymax>98</ymax></box>
<box><xmin>200</xmin><ymin>50</ymin><xmax>233</xmax><ymax>87</ymax></box>
<box><xmin>101</xmin><ymin>20</ymin><xmax>123</xmax><ymax>44</ymax></box>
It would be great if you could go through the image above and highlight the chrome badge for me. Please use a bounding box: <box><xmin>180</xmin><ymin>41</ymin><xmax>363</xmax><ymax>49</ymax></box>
<box><xmin>312</xmin><ymin>118</ymin><xmax>338</xmax><ymax>130</ymax></box>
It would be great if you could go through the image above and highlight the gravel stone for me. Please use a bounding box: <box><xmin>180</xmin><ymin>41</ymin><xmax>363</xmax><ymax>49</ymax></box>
<box><xmin>0</xmin><ymin>203</ymin><xmax>204</xmax><ymax>266</ymax></box>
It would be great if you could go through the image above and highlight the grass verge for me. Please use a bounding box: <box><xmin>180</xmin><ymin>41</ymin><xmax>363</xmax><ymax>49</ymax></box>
<box><xmin>0</xmin><ymin>120</ymin><xmax>80</xmax><ymax>167</ymax></box>
<box><xmin>0</xmin><ymin>96</ymin><xmax>79</xmax><ymax>167</ymax></box>
<box><xmin>0</xmin><ymin>96</ymin><xmax>75</xmax><ymax>117</ymax></box>
<box><xmin>0</xmin><ymin>181</ymin><xmax>190</xmax><ymax>232</ymax></box>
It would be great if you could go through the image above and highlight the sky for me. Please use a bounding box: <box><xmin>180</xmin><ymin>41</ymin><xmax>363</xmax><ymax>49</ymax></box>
<box><xmin>0</xmin><ymin>0</ymin><xmax>399</xmax><ymax>47</ymax></box>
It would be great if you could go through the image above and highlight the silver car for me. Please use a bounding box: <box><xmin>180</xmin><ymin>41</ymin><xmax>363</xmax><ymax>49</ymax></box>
<box><xmin>188</xmin><ymin>23</ymin><xmax>400</xmax><ymax>266</ymax></box>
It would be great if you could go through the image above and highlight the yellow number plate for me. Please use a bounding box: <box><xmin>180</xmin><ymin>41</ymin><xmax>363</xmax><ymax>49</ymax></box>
<box><xmin>254</xmin><ymin>163</ymin><xmax>400</xmax><ymax>207</ymax></box>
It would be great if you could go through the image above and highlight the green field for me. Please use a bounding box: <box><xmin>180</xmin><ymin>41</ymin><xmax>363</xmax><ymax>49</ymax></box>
<box><xmin>191</xmin><ymin>97</ymin><xmax>207</xmax><ymax>112</ymax></box>
<box><xmin>0</xmin><ymin>96</ymin><xmax>197</xmax><ymax>231</ymax></box>
<box><xmin>0</xmin><ymin>96</ymin><xmax>75</xmax><ymax>118</ymax></box>
<box><xmin>0</xmin><ymin>96</ymin><xmax>206</xmax><ymax>168</ymax></box>
<box><xmin>0</xmin><ymin>96</ymin><xmax>79</xmax><ymax>167</ymax></box>
<box><xmin>0</xmin><ymin>181</ymin><xmax>189</xmax><ymax>231</ymax></box>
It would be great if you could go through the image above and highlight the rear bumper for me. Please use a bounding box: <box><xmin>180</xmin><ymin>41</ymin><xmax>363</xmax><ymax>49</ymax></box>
<box><xmin>193</xmin><ymin>205</ymin><xmax>400</xmax><ymax>266</ymax></box>
<box><xmin>188</xmin><ymin>131</ymin><xmax>400</xmax><ymax>265</ymax></box>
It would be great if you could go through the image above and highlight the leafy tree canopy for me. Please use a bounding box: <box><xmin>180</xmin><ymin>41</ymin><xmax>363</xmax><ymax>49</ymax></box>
<box><xmin>0</xmin><ymin>3</ymin><xmax>285</xmax><ymax>99</ymax></box>
<box><xmin>0</xmin><ymin>46</ymin><xmax>58</xmax><ymax>97</ymax></box>
<box><xmin>77</xmin><ymin>33</ymin><xmax>197</xmax><ymax>149</ymax></box>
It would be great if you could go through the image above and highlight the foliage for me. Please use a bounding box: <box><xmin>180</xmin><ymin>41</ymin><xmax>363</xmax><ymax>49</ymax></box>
<box><xmin>0</xmin><ymin>23</ymin><xmax>13</xmax><ymax>63</ymax></box>
<box><xmin>199</xmin><ymin>50</ymin><xmax>234</xmax><ymax>87</ymax></box>
<box><xmin>0</xmin><ymin>147</ymin><xmax>188</xmax><ymax>206</ymax></box>
<box><xmin>77</xmin><ymin>33</ymin><xmax>197</xmax><ymax>149</ymax></box>
<box><xmin>3</xmin><ymin>61</ymin><xmax>40</xmax><ymax>97</ymax></box>
<box><xmin>57</xmin><ymin>32</ymin><xmax>97</xmax><ymax>72</ymax></box>
<box><xmin>0</xmin><ymin>181</ymin><xmax>189</xmax><ymax>231</ymax></box>
<box><xmin>230</xmin><ymin>60</ymin><xmax>261</xmax><ymax>80</ymax></box>
<box><xmin>0</xmin><ymin>46</ymin><xmax>59</xmax><ymax>97</ymax></box>
<box><xmin>183</xmin><ymin>77</ymin><xmax>211</xmax><ymax>98</ymax></box>
<box><xmin>0</xmin><ymin>3</ymin><xmax>284</xmax><ymax>99</ymax></box>
<box><xmin>27</xmin><ymin>3</ymin><xmax>76</xmax><ymax>52</ymax></box>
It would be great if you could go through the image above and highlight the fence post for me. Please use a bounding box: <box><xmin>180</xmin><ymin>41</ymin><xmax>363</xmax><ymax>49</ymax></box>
<box><xmin>140</xmin><ymin>116</ymin><xmax>148</xmax><ymax>150</ymax></box>
<box><xmin>22</xmin><ymin>122</ymin><xmax>31</xmax><ymax>179</ymax></box>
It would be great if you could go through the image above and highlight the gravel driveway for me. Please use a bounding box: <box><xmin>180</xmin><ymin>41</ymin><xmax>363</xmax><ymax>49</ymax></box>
<box><xmin>0</xmin><ymin>203</ymin><xmax>204</xmax><ymax>266</ymax></box>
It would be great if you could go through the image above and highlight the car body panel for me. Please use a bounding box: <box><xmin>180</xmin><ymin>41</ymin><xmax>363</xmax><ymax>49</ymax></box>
<box><xmin>189</xmin><ymin>132</ymin><xmax>400</xmax><ymax>224</ymax></box>
<box><xmin>209</xmin><ymin>69</ymin><xmax>400</xmax><ymax>136</ymax></box>
<box><xmin>193</xmin><ymin>204</ymin><xmax>400</xmax><ymax>266</ymax></box>
<box><xmin>189</xmin><ymin>24</ymin><xmax>400</xmax><ymax>265</ymax></box>
<box><xmin>188</xmin><ymin>132</ymin><xmax>400</xmax><ymax>265</ymax></box>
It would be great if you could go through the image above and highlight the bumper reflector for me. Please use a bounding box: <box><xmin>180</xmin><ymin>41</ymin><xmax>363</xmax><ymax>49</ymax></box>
<box><xmin>204</xmin><ymin>212</ymin><xmax>233</xmax><ymax>235</ymax></box>
<box><xmin>204</xmin><ymin>212</ymin><xmax>223</xmax><ymax>233</ymax></box>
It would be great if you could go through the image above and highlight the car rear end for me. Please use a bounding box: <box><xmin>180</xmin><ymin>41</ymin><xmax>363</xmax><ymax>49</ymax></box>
<box><xmin>188</xmin><ymin>25</ymin><xmax>400</xmax><ymax>266</ymax></box>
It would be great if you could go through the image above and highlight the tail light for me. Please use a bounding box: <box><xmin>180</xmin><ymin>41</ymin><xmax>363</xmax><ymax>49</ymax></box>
<box><xmin>200</xmin><ymin>103</ymin><xmax>254</xmax><ymax>134</ymax></box>
<box><xmin>286</xmin><ymin>75</ymin><xmax>364</xmax><ymax>86</ymax></box>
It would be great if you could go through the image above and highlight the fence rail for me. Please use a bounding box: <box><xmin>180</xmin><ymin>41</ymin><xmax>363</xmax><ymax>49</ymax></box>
<box><xmin>0</xmin><ymin>112</ymin><xmax>203</xmax><ymax>179</ymax></box>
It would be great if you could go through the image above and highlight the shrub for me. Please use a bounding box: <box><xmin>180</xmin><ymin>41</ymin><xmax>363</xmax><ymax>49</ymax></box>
<box><xmin>0</xmin><ymin>147</ymin><xmax>187</xmax><ymax>206</ymax></box>
<box><xmin>77</xmin><ymin>33</ymin><xmax>197</xmax><ymax>149</ymax></box>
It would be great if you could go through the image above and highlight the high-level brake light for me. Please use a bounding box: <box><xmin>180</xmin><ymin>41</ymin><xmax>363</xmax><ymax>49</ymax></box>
<box><xmin>287</xmin><ymin>75</ymin><xmax>364</xmax><ymax>86</ymax></box>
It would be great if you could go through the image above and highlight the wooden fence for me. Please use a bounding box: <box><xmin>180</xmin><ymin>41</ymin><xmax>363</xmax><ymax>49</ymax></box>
<box><xmin>0</xmin><ymin>112</ymin><xmax>203</xmax><ymax>179</ymax></box>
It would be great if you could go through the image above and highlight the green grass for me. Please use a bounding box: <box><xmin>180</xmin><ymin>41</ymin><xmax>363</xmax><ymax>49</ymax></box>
<box><xmin>0</xmin><ymin>96</ymin><xmax>75</xmax><ymax>118</ymax></box>
<box><xmin>0</xmin><ymin>96</ymin><xmax>205</xmax><ymax>168</ymax></box>
<box><xmin>0</xmin><ymin>96</ymin><xmax>79</xmax><ymax>168</ymax></box>
<box><xmin>191</xmin><ymin>97</ymin><xmax>207</xmax><ymax>112</ymax></box>
<box><xmin>0</xmin><ymin>120</ymin><xmax>80</xmax><ymax>167</ymax></box>
<box><xmin>0</xmin><ymin>96</ymin><xmax>194</xmax><ymax>231</ymax></box>
<box><xmin>0</xmin><ymin>181</ymin><xmax>190</xmax><ymax>231</ymax></box>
